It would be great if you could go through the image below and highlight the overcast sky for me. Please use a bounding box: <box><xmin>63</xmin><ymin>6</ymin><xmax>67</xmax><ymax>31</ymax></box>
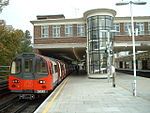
<box><xmin>1</xmin><ymin>0</ymin><xmax>150</xmax><ymax>35</ymax></box>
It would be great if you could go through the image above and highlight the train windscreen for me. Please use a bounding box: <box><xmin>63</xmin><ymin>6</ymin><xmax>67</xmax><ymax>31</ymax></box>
<box><xmin>11</xmin><ymin>59</ymin><xmax>21</xmax><ymax>74</ymax></box>
<box><xmin>35</xmin><ymin>58</ymin><xmax>48</xmax><ymax>74</ymax></box>
<box><xmin>24</xmin><ymin>59</ymin><xmax>33</xmax><ymax>73</ymax></box>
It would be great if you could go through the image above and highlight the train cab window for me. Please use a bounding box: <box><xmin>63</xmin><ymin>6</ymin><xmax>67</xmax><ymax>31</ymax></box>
<box><xmin>24</xmin><ymin>59</ymin><xmax>32</xmax><ymax>72</ymax></box>
<box><xmin>11</xmin><ymin>59</ymin><xmax>21</xmax><ymax>74</ymax></box>
<box><xmin>35</xmin><ymin>59</ymin><xmax>48</xmax><ymax>74</ymax></box>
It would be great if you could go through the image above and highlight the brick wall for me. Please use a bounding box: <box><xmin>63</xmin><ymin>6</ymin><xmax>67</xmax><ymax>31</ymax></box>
<box><xmin>34</xmin><ymin>26</ymin><xmax>41</xmax><ymax>38</ymax></box>
<box><xmin>73</xmin><ymin>24</ymin><xmax>77</xmax><ymax>37</ymax></box>
<box><xmin>114</xmin><ymin>35</ymin><xmax>150</xmax><ymax>42</ymax></box>
<box><xmin>144</xmin><ymin>22</ymin><xmax>148</xmax><ymax>35</ymax></box>
<box><xmin>120</xmin><ymin>23</ymin><xmax>124</xmax><ymax>35</ymax></box>
<box><xmin>49</xmin><ymin>25</ymin><xmax>52</xmax><ymax>38</ymax></box>
<box><xmin>33</xmin><ymin>22</ymin><xmax>150</xmax><ymax>44</ymax></box>
<box><xmin>34</xmin><ymin>24</ymin><xmax>80</xmax><ymax>39</ymax></box>
<box><xmin>60</xmin><ymin>25</ymin><xmax>65</xmax><ymax>37</ymax></box>
<box><xmin>34</xmin><ymin>37</ymin><xmax>86</xmax><ymax>44</ymax></box>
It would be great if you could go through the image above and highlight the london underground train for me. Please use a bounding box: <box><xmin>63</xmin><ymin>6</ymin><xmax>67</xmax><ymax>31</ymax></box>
<box><xmin>8</xmin><ymin>53</ymin><xmax>72</xmax><ymax>99</ymax></box>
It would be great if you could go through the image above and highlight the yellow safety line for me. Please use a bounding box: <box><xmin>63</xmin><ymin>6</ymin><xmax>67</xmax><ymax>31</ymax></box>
<box><xmin>42</xmin><ymin>77</ymin><xmax>70</xmax><ymax>113</ymax></box>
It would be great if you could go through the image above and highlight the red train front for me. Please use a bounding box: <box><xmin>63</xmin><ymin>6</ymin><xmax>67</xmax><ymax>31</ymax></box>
<box><xmin>8</xmin><ymin>53</ymin><xmax>68</xmax><ymax>99</ymax></box>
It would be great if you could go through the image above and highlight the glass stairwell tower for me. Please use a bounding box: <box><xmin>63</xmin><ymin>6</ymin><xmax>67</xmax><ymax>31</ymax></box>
<box><xmin>84</xmin><ymin>9</ymin><xmax>116</xmax><ymax>78</ymax></box>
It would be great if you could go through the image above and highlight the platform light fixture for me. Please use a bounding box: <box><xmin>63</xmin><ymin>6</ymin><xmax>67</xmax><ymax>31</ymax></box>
<box><xmin>116</xmin><ymin>0</ymin><xmax>147</xmax><ymax>96</ymax></box>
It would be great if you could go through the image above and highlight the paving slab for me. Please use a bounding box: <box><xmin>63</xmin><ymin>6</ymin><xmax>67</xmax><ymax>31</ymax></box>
<box><xmin>35</xmin><ymin>73</ymin><xmax>150</xmax><ymax>113</ymax></box>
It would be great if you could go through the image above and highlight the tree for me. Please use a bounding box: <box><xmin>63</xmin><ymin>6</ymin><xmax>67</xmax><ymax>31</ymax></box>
<box><xmin>0</xmin><ymin>26</ymin><xmax>23</xmax><ymax>65</ymax></box>
<box><xmin>17</xmin><ymin>30</ymin><xmax>33</xmax><ymax>54</ymax></box>
<box><xmin>0</xmin><ymin>27</ymin><xmax>33</xmax><ymax>66</ymax></box>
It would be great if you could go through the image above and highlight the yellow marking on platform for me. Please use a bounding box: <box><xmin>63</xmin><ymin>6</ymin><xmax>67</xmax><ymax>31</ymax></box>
<box><xmin>42</xmin><ymin>77</ymin><xmax>70</xmax><ymax>113</ymax></box>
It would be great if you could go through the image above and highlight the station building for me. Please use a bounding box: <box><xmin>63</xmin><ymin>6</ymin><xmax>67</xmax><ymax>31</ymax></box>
<box><xmin>30</xmin><ymin>8</ymin><xmax>150</xmax><ymax>77</ymax></box>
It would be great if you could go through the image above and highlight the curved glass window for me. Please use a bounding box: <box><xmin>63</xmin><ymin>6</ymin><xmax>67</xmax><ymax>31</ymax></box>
<box><xmin>11</xmin><ymin>59</ymin><xmax>21</xmax><ymax>74</ymax></box>
<box><xmin>87</xmin><ymin>15</ymin><xmax>113</xmax><ymax>74</ymax></box>
<box><xmin>35</xmin><ymin>58</ymin><xmax>48</xmax><ymax>74</ymax></box>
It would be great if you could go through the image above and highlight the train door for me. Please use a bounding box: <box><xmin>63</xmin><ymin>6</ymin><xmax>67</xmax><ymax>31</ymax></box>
<box><xmin>51</xmin><ymin>61</ymin><xmax>58</xmax><ymax>86</ymax></box>
<box><xmin>56</xmin><ymin>61</ymin><xmax>62</xmax><ymax>82</ymax></box>
<box><xmin>63</xmin><ymin>64</ymin><xmax>67</xmax><ymax>77</ymax></box>
<box><xmin>58</xmin><ymin>62</ymin><xmax>62</xmax><ymax>81</ymax></box>
<box><xmin>22</xmin><ymin>57</ymin><xmax>34</xmax><ymax>90</ymax></box>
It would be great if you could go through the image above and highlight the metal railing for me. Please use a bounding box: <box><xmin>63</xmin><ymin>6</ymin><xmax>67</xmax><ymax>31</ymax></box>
<box><xmin>0</xmin><ymin>66</ymin><xmax>10</xmax><ymax>80</ymax></box>
<box><xmin>0</xmin><ymin>66</ymin><xmax>10</xmax><ymax>72</ymax></box>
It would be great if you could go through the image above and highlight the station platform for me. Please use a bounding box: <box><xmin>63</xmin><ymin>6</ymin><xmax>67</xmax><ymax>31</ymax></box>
<box><xmin>34</xmin><ymin>72</ymin><xmax>150</xmax><ymax>113</ymax></box>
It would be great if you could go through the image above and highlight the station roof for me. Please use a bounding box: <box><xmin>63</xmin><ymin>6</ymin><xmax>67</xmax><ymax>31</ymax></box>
<box><xmin>37</xmin><ymin>14</ymin><xmax>65</xmax><ymax>20</ymax></box>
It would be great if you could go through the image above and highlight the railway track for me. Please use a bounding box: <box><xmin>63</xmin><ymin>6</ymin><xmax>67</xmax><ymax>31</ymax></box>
<box><xmin>14</xmin><ymin>102</ymin><xmax>29</xmax><ymax>113</ymax></box>
<box><xmin>0</xmin><ymin>96</ymin><xmax>47</xmax><ymax>113</ymax></box>
<box><xmin>0</xmin><ymin>80</ymin><xmax>11</xmax><ymax>98</ymax></box>
<box><xmin>0</xmin><ymin>74</ymin><xmax>66</xmax><ymax>112</ymax></box>
<box><xmin>0</xmin><ymin>98</ymin><xmax>29</xmax><ymax>113</ymax></box>
<box><xmin>0</xmin><ymin>80</ymin><xmax>8</xmax><ymax>90</ymax></box>
<box><xmin>116</xmin><ymin>69</ymin><xmax>150</xmax><ymax>78</ymax></box>
<box><xmin>19</xmin><ymin>98</ymin><xmax>46</xmax><ymax>113</ymax></box>
<box><xmin>0</xmin><ymin>93</ymin><xmax>48</xmax><ymax>113</ymax></box>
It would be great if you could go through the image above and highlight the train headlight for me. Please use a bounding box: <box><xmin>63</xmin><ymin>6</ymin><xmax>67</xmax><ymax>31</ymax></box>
<box><xmin>12</xmin><ymin>79</ymin><xmax>19</xmax><ymax>83</ymax></box>
<box><xmin>38</xmin><ymin>80</ymin><xmax>46</xmax><ymax>84</ymax></box>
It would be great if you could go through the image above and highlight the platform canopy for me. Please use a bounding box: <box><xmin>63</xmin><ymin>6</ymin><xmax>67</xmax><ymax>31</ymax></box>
<box><xmin>35</xmin><ymin>46</ymin><xmax>86</xmax><ymax>62</ymax></box>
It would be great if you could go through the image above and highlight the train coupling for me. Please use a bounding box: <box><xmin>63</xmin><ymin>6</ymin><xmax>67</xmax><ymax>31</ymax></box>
<box><xmin>19</xmin><ymin>94</ymin><xmax>35</xmax><ymax>100</ymax></box>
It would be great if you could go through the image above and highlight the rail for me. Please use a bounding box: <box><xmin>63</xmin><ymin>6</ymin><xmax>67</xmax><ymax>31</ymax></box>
<box><xmin>0</xmin><ymin>80</ymin><xmax>9</xmax><ymax>98</ymax></box>
<box><xmin>13</xmin><ymin>102</ymin><xmax>30</xmax><ymax>113</ymax></box>
<box><xmin>116</xmin><ymin>68</ymin><xmax>150</xmax><ymax>78</ymax></box>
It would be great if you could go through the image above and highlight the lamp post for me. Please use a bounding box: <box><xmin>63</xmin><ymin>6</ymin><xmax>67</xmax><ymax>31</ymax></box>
<box><xmin>116</xmin><ymin>0</ymin><xmax>147</xmax><ymax>96</ymax></box>
<box><xmin>100</xmin><ymin>30</ymin><xmax>117</xmax><ymax>83</ymax></box>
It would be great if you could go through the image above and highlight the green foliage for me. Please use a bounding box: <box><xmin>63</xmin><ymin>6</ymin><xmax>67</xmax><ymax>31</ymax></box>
<box><xmin>17</xmin><ymin>30</ymin><xmax>33</xmax><ymax>54</ymax></box>
<box><xmin>0</xmin><ymin>26</ymin><xmax>33</xmax><ymax>66</ymax></box>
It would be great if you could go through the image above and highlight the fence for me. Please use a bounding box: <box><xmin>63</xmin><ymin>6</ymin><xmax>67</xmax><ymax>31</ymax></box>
<box><xmin>0</xmin><ymin>66</ymin><xmax>10</xmax><ymax>80</ymax></box>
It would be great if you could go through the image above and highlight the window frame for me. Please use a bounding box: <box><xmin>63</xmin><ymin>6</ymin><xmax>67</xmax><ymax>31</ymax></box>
<box><xmin>113</xmin><ymin>23</ymin><xmax>120</xmax><ymax>36</ymax></box>
<box><xmin>24</xmin><ymin>58</ymin><xmax>33</xmax><ymax>73</ymax></box>
<box><xmin>41</xmin><ymin>25</ymin><xmax>49</xmax><ymax>38</ymax></box>
<box><xmin>77</xmin><ymin>24</ymin><xmax>85</xmax><ymax>37</ymax></box>
<box><xmin>136</xmin><ymin>22</ymin><xmax>144</xmax><ymax>35</ymax></box>
<box><xmin>124</xmin><ymin>22</ymin><xmax>131</xmax><ymax>36</ymax></box>
<box><xmin>10</xmin><ymin>59</ymin><xmax>21</xmax><ymax>74</ymax></box>
<box><xmin>53</xmin><ymin>25</ymin><xmax>61</xmax><ymax>38</ymax></box>
<box><xmin>35</xmin><ymin>58</ymin><xmax>48</xmax><ymax>74</ymax></box>
<box><xmin>65</xmin><ymin>24</ymin><xmax>73</xmax><ymax>37</ymax></box>
<box><xmin>54</xmin><ymin>65</ymin><xmax>58</xmax><ymax>73</ymax></box>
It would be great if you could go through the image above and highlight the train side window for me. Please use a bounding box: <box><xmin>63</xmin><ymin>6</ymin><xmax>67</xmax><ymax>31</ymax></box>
<box><xmin>24</xmin><ymin>59</ymin><xmax>32</xmax><ymax>73</ymax></box>
<box><xmin>11</xmin><ymin>59</ymin><xmax>21</xmax><ymax>74</ymax></box>
<box><xmin>61</xmin><ymin>65</ymin><xmax>64</xmax><ymax>71</ymax></box>
<box><xmin>54</xmin><ymin>65</ymin><xmax>58</xmax><ymax>73</ymax></box>
<box><xmin>52</xmin><ymin>64</ymin><xmax>55</xmax><ymax>74</ymax></box>
<box><xmin>35</xmin><ymin>59</ymin><xmax>48</xmax><ymax>74</ymax></box>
